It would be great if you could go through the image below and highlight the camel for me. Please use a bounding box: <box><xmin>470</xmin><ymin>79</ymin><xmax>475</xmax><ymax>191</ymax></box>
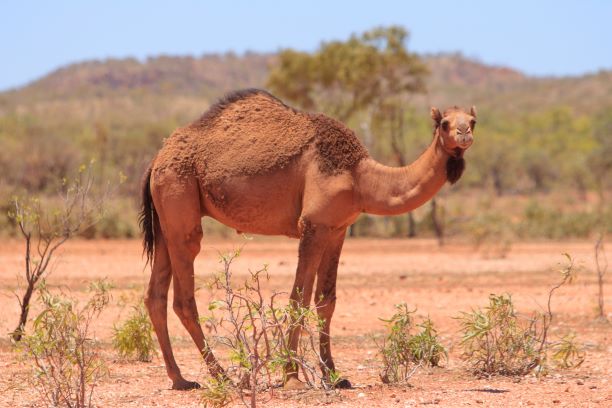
<box><xmin>139</xmin><ymin>88</ymin><xmax>476</xmax><ymax>390</ymax></box>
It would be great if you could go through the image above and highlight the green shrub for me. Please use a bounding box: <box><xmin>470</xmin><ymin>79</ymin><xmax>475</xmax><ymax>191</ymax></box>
<box><xmin>80</xmin><ymin>198</ymin><xmax>138</xmax><ymax>239</ymax></box>
<box><xmin>551</xmin><ymin>333</ymin><xmax>585</xmax><ymax>369</ymax></box>
<box><xmin>112</xmin><ymin>302</ymin><xmax>156</xmax><ymax>362</ymax></box>
<box><xmin>200</xmin><ymin>377</ymin><xmax>233</xmax><ymax>408</ymax></box>
<box><xmin>457</xmin><ymin>294</ymin><xmax>544</xmax><ymax>376</ymax></box>
<box><xmin>201</xmin><ymin>248</ymin><xmax>328</xmax><ymax>406</ymax></box>
<box><xmin>17</xmin><ymin>280</ymin><xmax>111</xmax><ymax>408</ymax></box>
<box><xmin>458</xmin><ymin>255</ymin><xmax>584</xmax><ymax>377</ymax></box>
<box><xmin>378</xmin><ymin>303</ymin><xmax>447</xmax><ymax>384</ymax></box>
<box><xmin>518</xmin><ymin>200</ymin><xmax>600</xmax><ymax>239</ymax></box>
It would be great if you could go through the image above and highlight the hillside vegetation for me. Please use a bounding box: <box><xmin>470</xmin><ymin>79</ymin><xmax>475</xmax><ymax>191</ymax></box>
<box><xmin>1</xmin><ymin>36</ymin><xmax>610</xmax><ymax>241</ymax></box>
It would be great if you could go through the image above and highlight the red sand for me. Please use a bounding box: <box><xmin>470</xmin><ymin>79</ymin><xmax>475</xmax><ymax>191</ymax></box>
<box><xmin>0</xmin><ymin>238</ymin><xmax>610</xmax><ymax>407</ymax></box>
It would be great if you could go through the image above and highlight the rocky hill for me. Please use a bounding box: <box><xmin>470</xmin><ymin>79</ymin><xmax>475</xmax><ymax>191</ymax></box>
<box><xmin>1</xmin><ymin>52</ymin><xmax>610</xmax><ymax>123</ymax></box>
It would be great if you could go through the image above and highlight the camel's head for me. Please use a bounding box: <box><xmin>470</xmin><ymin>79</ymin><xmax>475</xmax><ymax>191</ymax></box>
<box><xmin>431</xmin><ymin>105</ymin><xmax>477</xmax><ymax>184</ymax></box>
<box><xmin>431</xmin><ymin>105</ymin><xmax>477</xmax><ymax>154</ymax></box>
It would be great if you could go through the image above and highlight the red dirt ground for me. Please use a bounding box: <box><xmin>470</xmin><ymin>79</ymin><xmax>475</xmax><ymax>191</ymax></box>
<box><xmin>0</xmin><ymin>238</ymin><xmax>610</xmax><ymax>407</ymax></box>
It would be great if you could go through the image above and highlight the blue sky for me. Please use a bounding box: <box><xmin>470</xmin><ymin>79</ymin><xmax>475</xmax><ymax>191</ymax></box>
<box><xmin>2</xmin><ymin>1</ymin><xmax>611</xmax><ymax>91</ymax></box>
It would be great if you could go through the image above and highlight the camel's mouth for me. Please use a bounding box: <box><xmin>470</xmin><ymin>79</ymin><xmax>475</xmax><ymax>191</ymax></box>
<box><xmin>453</xmin><ymin>147</ymin><xmax>465</xmax><ymax>158</ymax></box>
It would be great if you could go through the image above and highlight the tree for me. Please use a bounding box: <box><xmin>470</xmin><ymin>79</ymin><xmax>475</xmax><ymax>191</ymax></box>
<box><xmin>9</xmin><ymin>164</ymin><xmax>108</xmax><ymax>342</ymax></box>
<box><xmin>268</xmin><ymin>26</ymin><xmax>429</xmax><ymax>236</ymax></box>
<box><xmin>268</xmin><ymin>25</ymin><xmax>427</xmax><ymax>124</ymax></box>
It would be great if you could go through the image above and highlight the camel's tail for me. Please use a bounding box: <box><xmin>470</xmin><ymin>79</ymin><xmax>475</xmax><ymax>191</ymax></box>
<box><xmin>139</xmin><ymin>163</ymin><xmax>155</xmax><ymax>267</ymax></box>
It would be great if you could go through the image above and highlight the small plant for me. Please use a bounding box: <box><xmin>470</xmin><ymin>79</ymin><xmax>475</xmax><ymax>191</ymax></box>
<box><xmin>201</xmin><ymin>248</ymin><xmax>327</xmax><ymax>407</ymax></box>
<box><xmin>457</xmin><ymin>293</ymin><xmax>542</xmax><ymax>376</ymax></box>
<box><xmin>378</xmin><ymin>303</ymin><xmax>447</xmax><ymax>384</ymax></box>
<box><xmin>112</xmin><ymin>301</ymin><xmax>156</xmax><ymax>362</ymax></box>
<box><xmin>17</xmin><ymin>279</ymin><xmax>112</xmax><ymax>408</ymax></box>
<box><xmin>551</xmin><ymin>333</ymin><xmax>585</xmax><ymax>369</ymax></box>
<box><xmin>9</xmin><ymin>163</ymin><xmax>109</xmax><ymax>342</ymax></box>
<box><xmin>201</xmin><ymin>377</ymin><xmax>233</xmax><ymax>408</ymax></box>
<box><xmin>407</xmin><ymin>318</ymin><xmax>448</xmax><ymax>367</ymax></box>
<box><xmin>457</xmin><ymin>254</ymin><xmax>582</xmax><ymax>377</ymax></box>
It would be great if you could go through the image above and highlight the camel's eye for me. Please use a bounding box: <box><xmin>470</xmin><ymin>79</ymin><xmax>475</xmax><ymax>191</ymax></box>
<box><xmin>470</xmin><ymin>119</ymin><xmax>476</xmax><ymax>131</ymax></box>
<box><xmin>441</xmin><ymin>120</ymin><xmax>449</xmax><ymax>132</ymax></box>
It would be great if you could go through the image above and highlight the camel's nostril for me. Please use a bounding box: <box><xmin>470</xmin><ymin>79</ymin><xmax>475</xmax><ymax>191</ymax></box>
<box><xmin>461</xmin><ymin>135</ymin><xmax>473</xmax><ymax>145</ymax></box>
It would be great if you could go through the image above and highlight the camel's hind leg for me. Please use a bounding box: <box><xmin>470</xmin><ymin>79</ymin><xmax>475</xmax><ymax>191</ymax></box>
<box><xmin>152</xmin><ymin>175</ymin><xmax>225</xmax><ymax>387</ymax></box>
<box><xmin>144</xmin><ymin>220</ymin><xmax>198</xmax><ymax>390</ymax></box>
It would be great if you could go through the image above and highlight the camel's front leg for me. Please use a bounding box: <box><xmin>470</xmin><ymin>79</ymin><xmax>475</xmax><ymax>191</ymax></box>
<box><xmin>314</xmin><ymin>228</ymin><xmax>351</xmax><ymax>388</ymax></box>
<box><xmin>283</xmin><ymin>218</ymin><xmax>330</xmax><ymax>389</ymax></box>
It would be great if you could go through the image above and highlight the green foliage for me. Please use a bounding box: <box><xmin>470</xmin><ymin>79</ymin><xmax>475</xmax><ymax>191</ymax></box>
<box><xmin>112</xmin><ymin>301</ymin><xmax>156</xmax><ymax>362</ymax></box>
<box><xmin>378</xmin><ymin>303</ymin><xmax>447</xmax><ymax>384</ymax></box>
<box><xmin>518</xmin><ymin>200</ymin><xmax>602</xmax><ymax>239</ymax></box>
<box><xmin>9</xmin><ymin>163</ymin><xmax>109</xmax><ymax>342</ymax></box>
<box><xmin>201</xmin><ymin>248</ymin><xmax>328</xmax><ymax>406</ymax></box>
<box><xmin>458</xmin><ymin>255</ymin><xmax>584</xmax><ymax>377</ymax></box>
<box><xmin>268</xmin><ymin>25</ymin><xmax>427</xmax><ymax>123</ymax></box>
<box><xmin>200</xmin><ymin>377</ymin><xmax>233</xmax><ymax>408</ymax></box>
<box><xmin>457</xmin><ymin>294</ymin><xmax>544</xmax><ymax>376</ymax></box>
<box><xmin>551</xmin><ymin>333</ymin><xmax>585</xmax><ymax>369</ymax></box>
<box><xmin>17</xmin><ymin>280</ymin><xmax>111</xmax><ymax>408</ymax></box>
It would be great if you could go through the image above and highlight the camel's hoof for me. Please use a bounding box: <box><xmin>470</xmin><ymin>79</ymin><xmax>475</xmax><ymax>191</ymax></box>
<box><xmin>333</xmin><ymin>378</ymin><xmax>352</xmax><ymax>389</ymax></box>
<box><xmin>283</xmin><ymin>377</ymin><xmax>308</xmax><ymax>390</ymax></box>
<box><xmin>172</xmin><ymin>379</ymin><xmax>201</xmax><ymax>390</ymax></box>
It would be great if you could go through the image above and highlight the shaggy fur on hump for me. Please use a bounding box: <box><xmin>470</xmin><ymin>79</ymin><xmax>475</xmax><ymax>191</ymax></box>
<box><xmin>152</xmin><ymin>89</ymin><xmax>369</xmax><ymax>184</ymax></box>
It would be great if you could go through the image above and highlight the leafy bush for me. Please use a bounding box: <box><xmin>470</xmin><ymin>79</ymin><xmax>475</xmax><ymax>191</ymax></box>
<box><xmin>518</xmin><ymin>200</ymin><xmax>600</xmax><ymax>239</ymax></box>
<box><xmin>378</xmin><ymin>303</ymin><xmax>447</xmax><ymax>384</ymax></box>
<box><xmin>551</xmin><ymin>333</ymin><xmax>585</xmax><ymax>369</ymax></box>
<box><xmin>112</xmin><ymin>301</ymin><xmax>156</xmax><ymax>362</ymax></box>
<box><xmin>201</xmin><ymin>248</ymin><xmax>328</xmax><ymax>407</ymax></box>
<box><xmin>201</xmin><ymin>377</ymin><xmax>233</xmax><ymax>408</ymax></box>
<box><xmin>81</xmin><ymin>198</ymin><xmax>138</xmax><ymax>239</ymax></box>
<box><xmin>9</xmin><ymin>163</ymin><xmax>108</xmax><ymax>342</ymax></box>
<box><xmin>457</xmin><ymin>254</ymin><xmax>584</xmax><ymax>376</ymax></box>
<box><xmin>17</xmin><ymin>280</ymin><xmax>111</xmax><ymax>408</ymax></box>
<box><xmin>457</xmin><ymin>294</ymin><xmax>544</xmax><ymax>376</ymax></box>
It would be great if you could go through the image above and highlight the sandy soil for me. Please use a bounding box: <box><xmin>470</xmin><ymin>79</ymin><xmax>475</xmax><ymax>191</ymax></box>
<box><xmin>0</xmin><ymin>237</ymin><xmax>610</xmax><ymax>407</ymax></box>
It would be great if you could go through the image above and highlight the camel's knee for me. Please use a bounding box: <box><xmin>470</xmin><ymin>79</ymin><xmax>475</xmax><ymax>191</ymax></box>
<box><xmin>173</xmin><ymin>296</ymin><xmax>198</xmax><ymax>322</ymax></box>
<box><xmin>145</xmin><ymin>290</ymin><xmax>168</xmax><ymax>313</ymax></box>
<box><xmin>172</xmin><ymin>298</ymin><xmax>185</xmax><ymax>319</ymax></box>
<box><xmin>185</xmin><ymin>223</ymin><xmax>203</xmax><ymax>257</ymax></box>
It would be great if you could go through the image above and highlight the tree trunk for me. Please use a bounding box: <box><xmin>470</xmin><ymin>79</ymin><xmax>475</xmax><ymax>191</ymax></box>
<box><xmin>12</xmin><ymin>282</ymin><xmax>34</xmax><ymax>342</ymax></box>
<box><xmin>407</xmin><ymin>212</ymin><xmax>416</xmax><ymax>238</ymax></box>
<box><xmin>431</xmin><ymin>199</ymin><xmax>444</xmax><ymax>247</ymax></box>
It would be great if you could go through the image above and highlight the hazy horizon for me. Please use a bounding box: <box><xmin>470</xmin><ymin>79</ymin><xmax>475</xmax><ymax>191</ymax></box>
<box><xmin>2</xmin><ymin>1</ymin><xmax>611</xmax><ymax>91</ymax></box>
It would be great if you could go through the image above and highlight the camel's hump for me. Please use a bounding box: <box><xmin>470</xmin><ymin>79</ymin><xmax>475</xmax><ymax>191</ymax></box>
<box><xmin>154</xmin><ymin>89</ymin><xmax>368</xmax><ymax>183</ymax></box>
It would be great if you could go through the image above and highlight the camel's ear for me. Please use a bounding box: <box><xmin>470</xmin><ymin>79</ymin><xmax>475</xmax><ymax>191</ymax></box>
<box><xmin>431</xmin><ymin>107</ymin><xmax>442</xmax><ymax>124</ymax></box>
<box><xmin>470</xmin><ymin>106</ymin><xmax>477</xmax><ymax>118</ymax></box>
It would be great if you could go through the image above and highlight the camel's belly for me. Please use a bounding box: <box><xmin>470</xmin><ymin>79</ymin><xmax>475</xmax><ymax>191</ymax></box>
<box><xmin>200</xmin><ymin>173</ymin><xmax>303</xmax><ymax>238</ymax></box>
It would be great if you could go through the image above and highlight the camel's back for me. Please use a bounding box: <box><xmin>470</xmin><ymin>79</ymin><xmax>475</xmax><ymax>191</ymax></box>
<box><xmin>153</xmin><ymin>89</ymin><xmax>368</xmax><ymax>184</ymax></box>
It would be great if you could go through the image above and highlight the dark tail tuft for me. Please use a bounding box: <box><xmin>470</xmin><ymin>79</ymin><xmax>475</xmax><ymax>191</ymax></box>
<box><xmin>139</xmin><ymin>164</ymin><xmax>155</xmax><ymax>266</ymax></box>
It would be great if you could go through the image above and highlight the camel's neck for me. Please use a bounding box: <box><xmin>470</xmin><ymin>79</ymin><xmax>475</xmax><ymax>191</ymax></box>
<box><xmin>354</xmin><ymin>133</ymin><xmax>451</xmax><ymax>216</ymax></box>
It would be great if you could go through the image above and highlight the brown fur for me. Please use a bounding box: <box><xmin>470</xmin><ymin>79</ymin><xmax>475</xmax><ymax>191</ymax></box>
<box><xmin>153</xmin><ymin>89</ymin><xmax>369</xmax><ymax>186</ymax></box>
<box><xmin>446</xmin><ymin>155</ymin><xmax>466</xmax><ymax>184</ymax></box>
<box><xmin>140</xmin><ymin>90</ymin><xmax>476</xmax><ymax>390</ymax></box>
<box><xmin>309</xmin><ymin>113</ymin><xmax>369</xmax><ymax>175</ymax></box>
